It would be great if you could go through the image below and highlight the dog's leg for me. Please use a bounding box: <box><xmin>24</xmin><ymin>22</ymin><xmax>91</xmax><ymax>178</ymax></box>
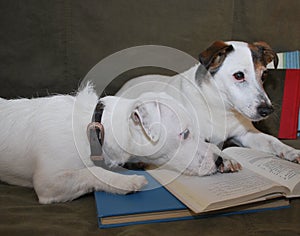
<box><xmin>181</xmin><ymin>142</ymin><xmax>241</xmax><ymax>176</ymax></box>
<box><xmin>235</xmin><ymin>131</ymin><xmax>300</xmax><ymax>163</ymax></box>
<box><xmin>33</xmin><ymin>166</ymin><xmax>148</xmax><ymax>204</ymax></box>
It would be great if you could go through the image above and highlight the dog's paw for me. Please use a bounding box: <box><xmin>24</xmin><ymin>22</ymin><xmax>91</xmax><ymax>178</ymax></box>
<box><xmin>183</xmin><ymin>153</ymin><xmax>218</xmax><ymax>176</ymax></box>
<box><xmin>216</xmin><ymin>157</ymin><xmax>242</xmax><ymax>173</ymax></box>
<box><xmin>294</xmin><ymin>157</ymin><xmax>300</xmax><ymax>164</ymax></box>
<box><xmin>281</xmin><ymin>149</ymin><xmax>300</xmax><ymax>164</ymax></box>
<box><xmin>110</xmin><ymin>175</ymin><xmax>148</xmax><ymax>195</ymax></box>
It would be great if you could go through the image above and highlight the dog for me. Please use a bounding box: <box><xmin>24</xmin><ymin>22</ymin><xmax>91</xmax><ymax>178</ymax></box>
<box><xmin>117</xmin><ymin>40</ymin><xmax>300</xmax><ymax>164</ymax></box>
<box><xmin>0</xmin><ymin>87</ymin><xmax>146</xmax><ymax>203</ymax></box>
<box><xmin>0</xmin><ymin>85</ymin><xmax>238</xmax><ymax>204</ymax></box>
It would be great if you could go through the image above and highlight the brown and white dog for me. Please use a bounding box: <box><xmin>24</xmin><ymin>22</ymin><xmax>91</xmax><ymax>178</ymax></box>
<box><xmin>117</xmin><ymin>40</ymin><xmax>300</xmax><ymax>165</ymax></box>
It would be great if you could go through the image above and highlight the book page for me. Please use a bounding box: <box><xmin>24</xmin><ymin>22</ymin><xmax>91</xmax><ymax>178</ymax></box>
<box><xmin>223</xmin><ymin>147</ymin><xmax>300</xmax><ymax>196</ymax></box>
<box><xmin>148</xmin><ymin>168</ymin><xmax>286</xmax><ymax>213</ymax></box>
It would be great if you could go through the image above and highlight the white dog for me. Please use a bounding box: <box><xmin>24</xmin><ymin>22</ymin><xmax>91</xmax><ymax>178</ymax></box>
<box><xmin>0</xmin><ymin>85</ymin><xmax>233</xmax><ymax>204</ymax></box>
<box><xmin>0</xmin><ymin>87</ymin><xmax>146</xmax><ymax>204</ymax></box>
<box><xmin>117</xmin><ymin>40</ymin><xmax>300</xmax><ymax>164</ymax></box>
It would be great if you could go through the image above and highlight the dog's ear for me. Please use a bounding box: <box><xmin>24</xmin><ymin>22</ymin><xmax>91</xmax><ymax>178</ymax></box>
<box><xmin>252</xmin><ymin>42</ymin><xmax>279</xmax><ymax>69</ymax></box>
<box><xmin>131</xmin><ymin>101</ymin><xmax>161</xmax><ymax>142</ymax></box>
<box><xmin>199</xmin><ymin>41</ymin><xmax>234</xmax><ymax>74</ymax></box>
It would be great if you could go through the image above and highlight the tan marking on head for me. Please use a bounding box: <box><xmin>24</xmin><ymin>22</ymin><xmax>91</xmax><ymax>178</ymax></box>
<box><xmin>199</xmin><ymin>41</ymin><xmax>234</xmax><ymax>74</ymax></box>
<box><xmin>248</xmin><ymin>42</ymin><xmax>278</xmax><ymax>69</ymax></box>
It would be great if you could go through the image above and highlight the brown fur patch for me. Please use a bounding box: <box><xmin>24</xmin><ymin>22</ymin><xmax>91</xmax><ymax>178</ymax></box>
<box><xmin>248</xmin><ymin>42</ymin><xmax>278</xmax><ymax>69</ymax></box>
<box><xmin>199</xmin><ymin>41</ymin><xmax>233</xmax><ymax>74</ymax></box>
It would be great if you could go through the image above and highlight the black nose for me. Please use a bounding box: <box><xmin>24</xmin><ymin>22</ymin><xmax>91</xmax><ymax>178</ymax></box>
<box><xmin>257</xmin><ymin>104</ymin><xmax>274</xmax><ymax>117</ymax></box>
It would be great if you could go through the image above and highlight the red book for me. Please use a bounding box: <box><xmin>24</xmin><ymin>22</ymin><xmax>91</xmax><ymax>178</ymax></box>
<box><xmin>278</xmin><ymin>69</ymin><xmax>300</xmax><ymax>139</ymax></box>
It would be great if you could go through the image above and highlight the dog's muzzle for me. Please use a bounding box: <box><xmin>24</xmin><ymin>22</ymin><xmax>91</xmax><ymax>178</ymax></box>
<box><xmin>257</xmin><ymin>104</ymin><xmax>274</xmax><ymax>118</ymax></box>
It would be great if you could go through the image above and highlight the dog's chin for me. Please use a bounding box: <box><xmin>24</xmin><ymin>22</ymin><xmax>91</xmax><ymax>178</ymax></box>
<box><xmin>239</xmin><ymin>109</ymin><xmax>269</xmax><ymax>122</ymax></box>
<box><xmin>249</xmin><ymin>115</ymin><xmax>269</xmax><ymax>122</ymax></box>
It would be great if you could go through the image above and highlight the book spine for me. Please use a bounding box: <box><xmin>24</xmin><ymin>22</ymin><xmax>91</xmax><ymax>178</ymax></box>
<box><xmin>286</xmin><ymin>52</ymin><xmax>291</xmax><ymax>69</ymax></box>
<box><xmin>278</xmin><ymin>53</ymin><xmax>284</xmax><ymax>69</ymax></box>
<box><xmin>278</xmin><ymin>69</ymin><xmax>300</xmax><ymax>139</ymax></box>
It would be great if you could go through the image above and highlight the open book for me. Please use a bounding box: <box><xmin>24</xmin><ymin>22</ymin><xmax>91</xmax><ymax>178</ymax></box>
<box><xmin>94</xmin><ymin>169</ymin><xmax>289</xmax><ymax>228</ymax></box>
<box><xmin>148</xmin><ymin>147</ymin><xmax>300</xmax><ymax>213</ymax></box>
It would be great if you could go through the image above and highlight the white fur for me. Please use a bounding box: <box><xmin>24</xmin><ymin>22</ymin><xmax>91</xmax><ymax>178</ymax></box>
<box><xmin>0</xmin><ymin>86</ymin><xmax>148</xmax><ymax>203</ymax></box>
<box><xmin>100</xmin><ymin>92</ymin><xmax>221</xmax><ymax>176</ymax></box>
<box><xmin>0</xmin><ymin>85</ymin><xmax>220</xmax><ymax>204</ymax></box>
<box><xmin>117</xmin><ymin>41</ymin><xmax>300</xmax><ymax>165</ymax></box>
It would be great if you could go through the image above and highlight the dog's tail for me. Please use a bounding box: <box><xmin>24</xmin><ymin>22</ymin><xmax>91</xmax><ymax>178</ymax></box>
<box><xmin>75</xmin><ymin>82</ymin><xmax>99</xmax><ymax>113</ymax></box>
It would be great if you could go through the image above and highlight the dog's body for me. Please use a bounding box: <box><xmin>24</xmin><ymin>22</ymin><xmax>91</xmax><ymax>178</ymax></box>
<box><xmin>0</xmin><ymin>86</ymin><xmax>228</xmax><ymax>203</ymax></box>
<box><xmin>0</xmin><ymin>88</ymin><xmax>151</xmax><ymax>203</ymax></box>
<box><xmin>117</xmin><ymin>41</ymin><xmax>300</xmax><ymax>164</ymax></box>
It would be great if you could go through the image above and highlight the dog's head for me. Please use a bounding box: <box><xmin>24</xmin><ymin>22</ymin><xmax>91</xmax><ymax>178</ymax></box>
<box><xmin>197</xmin><ymin>40</ymin><xmax>278</xmax><ymax>121</ymax></box>
<box><xmin>100</xmin><ymin>93</ymin><xmax>202</xmax><ymax>170</ymax></box>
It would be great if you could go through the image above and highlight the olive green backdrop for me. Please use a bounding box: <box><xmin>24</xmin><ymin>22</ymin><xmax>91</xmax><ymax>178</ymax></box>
<box><xmin>0</xmin><ymin>0</ymin><xmax>299</xmax><ymax>98</ymax></box>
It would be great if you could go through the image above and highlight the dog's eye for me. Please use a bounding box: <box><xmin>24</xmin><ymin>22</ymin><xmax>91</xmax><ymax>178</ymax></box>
<box><xmin>261</xmin><ymin>70</ymin><xmax>268</xmax><ymax>82</ymax></box>
<box><xmin>180</xmin><ymin>128</ymin><xmax>190</xmax><ymax>140</ymax></box>
<box><xmin>233</xmin><ymin>72</ymin><xmax>245</xmax><ymax>81</ymax></box>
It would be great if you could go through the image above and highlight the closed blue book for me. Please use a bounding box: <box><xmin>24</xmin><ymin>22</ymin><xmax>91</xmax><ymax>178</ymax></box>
<box><xmin>282</xmin><ymin>51</ymin><xmax>300</xmax><ymax>69</ymax></box>
<box><xmin>297</xmin><ymin>51</ymin><xmax>300</xmax><ymax>69</ymax></box>
<box><xmin>94</xmin><ymin>170</ymin><xmax>289</xmax><ymax>228</ymax></box>
<box><xmin>286</xmin><ymin>52</ymin><xmax>292</xmax><ymax>68</ymax></box>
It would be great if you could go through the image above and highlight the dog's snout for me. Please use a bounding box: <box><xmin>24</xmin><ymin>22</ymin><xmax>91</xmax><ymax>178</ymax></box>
<box><xmin>257</xmin><ymin>104</ymin><xmax>274</xmax><ymax>117</ymax></box>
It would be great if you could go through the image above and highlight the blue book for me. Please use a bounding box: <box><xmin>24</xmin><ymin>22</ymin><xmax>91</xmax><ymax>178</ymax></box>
<box><xmin>286</xmin><ymin>51</ymin><xmax>292</xmax><ymax>68</ymax></box>
<box><xmin>94</xmin><ymin>169</ymin><xmax>289</xmax><ymax>228</ymax></box>
<box><xmin>282</xmin><ymin>51</ymin><xmax>300</xmax><ymax>69</ymax></box>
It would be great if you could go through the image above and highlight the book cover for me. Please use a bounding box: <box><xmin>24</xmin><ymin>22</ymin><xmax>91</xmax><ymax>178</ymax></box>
<box><xmin>94</xmin><ymin>169</ymin><xmax>289</xmax><ymax>228</ymax></box>
<box><xmin>94</xmin><ymin>169</ymin><xmax>192</xmax><ymax>228</ymax></box>
<box><xmin>278</xmin><ymin>69</ymin><xmax>300</xmax><ymax>139</ymax></box>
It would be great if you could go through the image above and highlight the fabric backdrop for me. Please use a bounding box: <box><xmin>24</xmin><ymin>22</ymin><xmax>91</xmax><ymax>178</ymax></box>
<box><xmin>0</xmin><ymin>0</ymin><xmax>299</xmax><ymax>98</ymax></box>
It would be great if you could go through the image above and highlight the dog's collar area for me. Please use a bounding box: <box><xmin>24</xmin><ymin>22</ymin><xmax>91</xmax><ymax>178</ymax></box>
<box><xmin>87</xmin><ymin>102</ymin><xmax>105</xmax><ymax>162</ymax></box>
<box><xmin>87</xmin><ymin>122</ymin><xmax>104</xmax><ymax>145</ymax></box>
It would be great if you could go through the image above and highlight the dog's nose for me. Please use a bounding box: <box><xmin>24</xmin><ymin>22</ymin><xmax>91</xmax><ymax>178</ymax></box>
<box><xmin>257</xmin><ymin>104</ymin><xmax>274</xmax><ymax>117</ymax></box>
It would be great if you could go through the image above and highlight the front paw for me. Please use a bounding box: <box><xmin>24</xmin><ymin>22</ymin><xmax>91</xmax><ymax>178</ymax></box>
<box><xmin>281</xmin><ymin>149</ymin><xmax>300</xmax><ymax>164</ymax></box>
<box><xmin>110</xmin><ymin>175</ymin><xmax>148</xmax><ymax>194</ymax></box>
<box><xmin>123</xmin><ymin>175</ymin><xmax>148</xmax><ymax>193</ymax></box>
<box><xmin>215</xmin><ymin>156</ymin><xmax>242</xmax><ymax>173</ymax></box>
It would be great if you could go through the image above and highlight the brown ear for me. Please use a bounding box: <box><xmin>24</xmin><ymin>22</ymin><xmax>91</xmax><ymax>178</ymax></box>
<box><xmin>252</xmin><ymin>42</ymin><xmax>278</xmax><ymax>69</ymax></box>
<box><xmin>199</xmin><ymin>41</ymin><xmax>233</xmax><ymax>74</ymax></box>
